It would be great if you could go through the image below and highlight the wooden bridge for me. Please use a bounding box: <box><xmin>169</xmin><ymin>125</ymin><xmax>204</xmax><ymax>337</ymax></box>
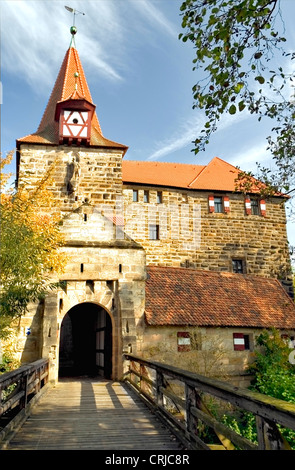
<box><xmin>1</xmin><ymin>355</ymin><xmax>295</xmax><ymax>451</ymax></box>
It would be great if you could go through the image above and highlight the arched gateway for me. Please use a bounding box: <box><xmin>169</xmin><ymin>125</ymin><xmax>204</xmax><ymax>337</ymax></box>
<box><xmin>59</xmin><ymin>303</ymin><xmax>113</xmax><ymax>379</ymax></box>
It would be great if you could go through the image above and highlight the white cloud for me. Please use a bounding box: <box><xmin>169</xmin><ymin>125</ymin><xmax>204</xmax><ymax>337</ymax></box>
<box><xmin>1</xmin><ymin>0</ymin><xmax>175</xmax><ymax>93</ymax></box>
<box><xmin>1</xmin><ymin>0</ymin><xmax>126</xmax><ymax>91</ymax></box>
<box><xmin>147</xmin><ymin>115</ymin><xmax>204</xmax><ymax>161</ymax></box>
<box><xmin>131</xmin><ymin>0</ymin><xmax>177</xmax><ymax>38</ymax></box>
<box><xmin>230</xmin><ymin>142</ymin><xmax>273</xmax><ymax>171</ymax></box>
<box><xmin>147</xmin><ymin>108</ymin><xmax>251</xmax><ymax>162</ymax></box>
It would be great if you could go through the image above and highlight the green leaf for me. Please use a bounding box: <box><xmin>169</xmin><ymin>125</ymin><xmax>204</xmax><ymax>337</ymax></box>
<box><xmin>238</xmin><ymin>101</ymin><xmax>246</xmax><ymax>112</ymax></box>
<box><xmin>234</xmin><ymin>82</ymin><xmax>244</xmax><ymax>93</ymax></box>
<box><xmin>255</xmin><ymin>76</ymin><xmax>265</xmax><ymax>84</ymax></box>
<box><xmin>229</xmin><ymin>104</ymin><xmax>236</xmax><ymax>115</ymax></box>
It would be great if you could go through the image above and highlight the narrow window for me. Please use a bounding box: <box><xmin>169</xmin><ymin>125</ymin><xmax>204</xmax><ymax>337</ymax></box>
<box><xmin>84</xmin><ymin>213</ymin><xmax>88</xmax><ymax>222</ymax></box>
<box><xmin>232</xmin><ymin>259</ymin><xmax>245</xmax><ymax>274</ymax></box>
<box><xmin>209</xmin><ymin>195</ymin><xmax>230</xmax><ymax>213</ymax></box>
<box><xmin>144</xmin><ymin>190</ymin><xmax>149</xmax><ymax>203</ymax></box>
<box><xmin>80</xmin><ymin>263</ymin><xmax>84</xmax><ymax>273</ymax></box>
<box><xmin>251</xmin><ymin>198</ymin><xmax>260</xmax><ymax>215</ymax></box>
<box><xmin>233</xmin><ymin>333</ymin><xmax>251</xmax><ymax>351</ymax></box>
<box><xmin>133</xmin><ymin>189</ymin><xmax>138</xmax><ymax>202</ymax></box>
<box><xmin>214</xmin><ymin>196</ymin><xmax>223</xmax><ymax>213</ymax></box>
<box><xmin>86</xmin><ymin>280</ymin><xmax>94</xmax><ymax>293</ymax></box>
<box><xmin>149</xmin><ymin>224</ymin><xmax>159</xmax><ymax>240</ymax></box>
<box><xmin>156</xmin><ymin>191</ymin><xmax>162</xmax><ymax>204</ymax></box>
<box><xmin>177</xmin><ymin>332</ymin><xmax>191</xmax><ymax>352</ymax></box>
<box><xmin>119</xmin><ymin>264</ymin><xmax>122</xmax><ymax>273</ymax></box>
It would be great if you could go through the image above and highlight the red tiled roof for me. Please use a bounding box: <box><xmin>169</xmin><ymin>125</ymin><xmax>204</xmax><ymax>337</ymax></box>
<box><xmin>145</xmin><ymin>267</ymin><xmax>295</xmax><ymax>329</ymax></box>
<box><xmin>17</xmin><ymin>46</ymin><xmax>128</xmax><ymax>153</ymax></box>
<box><xmin>122</xmin><ymin>157</ymin><xmax>258</xmax><ymax>193</ymax></box>
<box><xmin>122</xmin><ymin>160</ymin><xmax>205</xmax><ymax>189</ymax></box>
<box><xmin>188</xmin><ymin>157</ymin><xmax>241</xmax><ymax>191</ymax></box>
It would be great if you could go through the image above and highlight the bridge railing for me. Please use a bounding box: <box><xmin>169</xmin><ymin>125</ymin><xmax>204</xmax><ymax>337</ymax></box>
<box><xmin>124</xmin><ymin>354</ymin><xmax>295</xmax><ymax>450</ymax></box>
<box><xmin>0</xmin><ymin>358</ymin><xmax>49</xmax><ymax>446</ymax></box>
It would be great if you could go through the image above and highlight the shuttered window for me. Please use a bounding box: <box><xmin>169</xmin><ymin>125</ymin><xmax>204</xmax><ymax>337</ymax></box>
<box><xmin>177</xmin><ymin>332</ymin><xmax>191</xmax><ymax>352</ymax></box>
<box><xmin>208</xmin><ymin>195</ymin><xmax>230</xmax><ymax>213</ymax></box>
<box><xmin>233</xmin><ymin>333</ymin><xmax>250</xmax><ymax>351</ymax></box>
<box><xmin>245</xmin><ymin>197</ymin><xmax>266</xmax><ymax>216</ymax></box>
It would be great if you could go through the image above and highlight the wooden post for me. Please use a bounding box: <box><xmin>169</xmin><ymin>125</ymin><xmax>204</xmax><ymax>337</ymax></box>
<box><xmin>36</xmin><ymin>366</ymin><xmax>41</xmax><ymax>393</ymax></box>
<box><xmin>256</xmin><ymin>416</ymin><xmax>292</xmax><ymax>450</ymax></box>
<box><xmin>156</xmin><ymin>369</ymin><xmax>164</xmax><ymax>408</ymax></box>
<box><xmin>185</xmin><ymin>384</ymin><xmax>197</xmax><ymax>437</ymax></box>
<box><xmin>20</xmin><ymin>374</ymin><xmax>29</xmax><ymax>410</ymax></box>
<box><xmin>140</xmin><ymin>364</ymin><xmax>145</xmax><ymax>393</ymax></box>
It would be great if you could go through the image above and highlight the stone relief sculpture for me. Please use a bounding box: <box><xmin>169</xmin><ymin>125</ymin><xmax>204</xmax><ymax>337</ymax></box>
<box><xmin>67</xmin><ymin>156</ymin><xmax>81</xmax><ymax>194</ymax></box>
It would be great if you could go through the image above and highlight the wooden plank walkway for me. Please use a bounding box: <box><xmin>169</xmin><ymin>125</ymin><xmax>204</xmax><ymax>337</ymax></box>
<box><xmin>5</xmin><ymin>378</ymin><xmax>183</xmax><ymax>450</ymax></box>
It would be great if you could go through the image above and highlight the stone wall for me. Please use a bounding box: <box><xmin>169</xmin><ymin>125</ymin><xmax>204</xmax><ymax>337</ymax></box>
<box><xmin>122</xmin><ymin>186</ymin><xmax>293</xmax><ymax>295</ymax></box>
<box><xmin>17</xmin><ymin>144</ymin><xmax>292</xmax><ymax>290</ymax></box>
<box><xmin>15</xmin><ymin>240</ymin><xmax>146</xmax><ymax>381</ymax></box>
<box><xmin>138</xmin><ymin>325</ymin><xmax>295</xmax><ymax>388</ymax></box>
<box><xmin>17</xmin><ymin>144</ymin><xmax>124</xmax><ymax>211</ymax></box>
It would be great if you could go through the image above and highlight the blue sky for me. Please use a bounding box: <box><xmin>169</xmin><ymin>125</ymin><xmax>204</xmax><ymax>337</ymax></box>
<box><xmin>1</xmin><ymin>0</ymin><xmax>294</xmax><ymax>248</ymax></box>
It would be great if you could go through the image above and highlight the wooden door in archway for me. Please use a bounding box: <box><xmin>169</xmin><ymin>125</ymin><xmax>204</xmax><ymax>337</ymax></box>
<box><xmin>59</xmin><ymin>303</ymin><xmax>112</xmax><ymax>379</ymax></box>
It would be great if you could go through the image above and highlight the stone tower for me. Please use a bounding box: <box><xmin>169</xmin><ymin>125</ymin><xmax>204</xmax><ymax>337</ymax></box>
<box><xmin>16</xmin><ymin>27</ymin><xmax>145</xmax><ymax>382</ymax></box>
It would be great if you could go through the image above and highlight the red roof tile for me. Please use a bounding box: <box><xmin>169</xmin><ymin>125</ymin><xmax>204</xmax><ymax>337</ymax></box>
<box><xmin>122</xmin><ymin>157</ymin><xmax>265</xmax><ymax>193</ymax></box>
<box><xmin>145</xmin><ymin>267</ymin><xmax>295</xmax><ymax>329</ymax></box>
<box><xmin>188</xmin><ymin>157</ymin><xmax>241</xmax><ymax>191</ymax></box>
<box><xmin>17</xmin><ymin>46</ymin><xmax>127</xmax><ymax>153</ymax></box>
<box><xmin>122</xmin><ymin>160</ymin><xmax>205</xmax><ymax>189</ymax></box>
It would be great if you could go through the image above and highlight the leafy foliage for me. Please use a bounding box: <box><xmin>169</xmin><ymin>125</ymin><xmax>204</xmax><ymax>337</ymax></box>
<box><xmin>0</xmin><ymin>154</ymin><xmax>67</xmax><ymax>336</ymax></box>
<box><xmin>249</xmin><ymin>328</ymin><xmax>295</xmax><ymax>398</ymax></box>
<box><xmin>179</xmin><ymin>0</ymin><xmax>295</xmax><ymax>194</ymax></box>
<box><xmin>219</xmin><ymin>329</ymin><xmax>295</xmax><ymax>448</ymax></box>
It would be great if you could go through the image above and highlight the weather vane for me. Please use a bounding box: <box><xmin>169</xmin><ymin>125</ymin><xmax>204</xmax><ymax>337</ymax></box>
<box><xmin>65</xmin><ymin>5</ymin><xmax>85</xmax><ymax>26</ymax></box>
<box><xmin>65</xmin><ymin>6</ymin><xmax>85</xmax><ymax>45</ymax></box>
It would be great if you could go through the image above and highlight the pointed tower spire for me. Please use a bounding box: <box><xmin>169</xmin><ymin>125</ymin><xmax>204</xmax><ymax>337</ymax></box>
<box><xmin>17</xmin><ymin>23</ymin><xmax>127</xmax><ymax>154</ymax></box>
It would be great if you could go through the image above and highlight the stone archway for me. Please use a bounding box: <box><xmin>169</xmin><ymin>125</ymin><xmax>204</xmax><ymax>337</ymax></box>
<box><xmin>59</xmin><ymin>302</ymin><xmax>113</xmax><ymax>379</ymax></box>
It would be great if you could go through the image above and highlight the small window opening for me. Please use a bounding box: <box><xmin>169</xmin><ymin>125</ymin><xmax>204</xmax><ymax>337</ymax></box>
<box><xmin>214</xmin><ymin>196</ymin><xmax>223</xmax><ymax>213</ymax></box>
<box><xmin>156</xmin><ymin>191</ymin><xmax>162</xmax><ymax>204</ymax></box>
<box><xmin>73</xmin><ymin>118</ymin><xmax>79</xmax><ymax>124</ymax></box>
<box><xmin>119</xmin><ymin>264</ymin><xmax>122</xmax><ymax>273</ymax></box>
<box><xmin>133</xmin><ymin>190</ymin><xmax>138</xmax><ymax>202</ymax></box>
<box><xmin>233</xmin><ymin>333</ymin><xmax>252</xmax><ymax>351</ymax></box>
<box><xmin>177</xmin><ymin>332</ymin><xmax>191</xmax><ymax>352</ymax></box>
<box><xmin>80</xmin><ymin>263</ymin><xmax>84</xmax><ymax>273</ymax></box>
<box><xmin>251</xmin><ymin>199</ymin><xmax>260</xmax><ymax>215</ymax></box>
<box><xmin>232</xmin><ymin>259</ymin><xmax>245</xmax><ymax>274</ymax></box>
<box><xmin>149</xmin><ymin>224</ymin><xmax>160</xmax><ymax>240</ymax></box>
<box><xmin>59</xmin><ymin>298</ymin><xmax>63</xmax><ymax>312</ymax></box>
<box><xmin>86</xmin><ymin>280</ymin><xmax>94</xmax><ymax>293</ymax></box>
<box><xmin>84</xmin><ymin>213</ymin><xmax>88</xmax><ymax>222</ymax></box>
<box><xmin>106</xmin><ymin>280</ymin><xmax>114</xmax><ymax>291</ymax></box>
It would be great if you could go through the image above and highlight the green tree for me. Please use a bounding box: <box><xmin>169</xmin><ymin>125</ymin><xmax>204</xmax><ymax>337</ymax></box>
<box><xmin>222</xmin><ymin>328</ymin><xmax>295</xmax><ymax>448</ymax></box>
<box><xmin>0</xmin><ymin>155</ymin><xmax>67</xmax><ymax>337</ymax></box>
<box><xmin>179</xmin><ymin>0</ymin><xmax>295</xmax><ymax>194</ymax></box>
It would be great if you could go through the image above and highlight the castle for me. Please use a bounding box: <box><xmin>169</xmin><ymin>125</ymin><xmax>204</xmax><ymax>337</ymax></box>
<box><xmin>14</xmin><ymin>28</ymin><xmax>295</xmax><ymax>385</ymax></box>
